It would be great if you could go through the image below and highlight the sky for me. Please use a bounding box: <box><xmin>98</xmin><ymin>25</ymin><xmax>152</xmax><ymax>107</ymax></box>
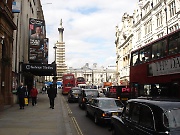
<box><xmin>41</xmin><ymin>0</ymin><xmax>138</xmax><ymax>68</ymax></box>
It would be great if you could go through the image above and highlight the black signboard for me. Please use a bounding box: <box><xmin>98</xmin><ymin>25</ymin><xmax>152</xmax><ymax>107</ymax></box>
<box><xmin>22</xmin><ymin>63</ymin><xmax>56</xmax><ymax>76</ymax></box>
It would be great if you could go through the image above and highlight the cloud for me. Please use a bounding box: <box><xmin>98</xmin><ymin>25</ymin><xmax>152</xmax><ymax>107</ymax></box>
<box><xmin>42</xmin><ymin>0</ymin><xmax>138</xmax><ymax>68</ymax></box>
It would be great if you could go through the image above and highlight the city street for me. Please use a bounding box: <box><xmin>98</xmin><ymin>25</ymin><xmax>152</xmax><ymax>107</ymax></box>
<box><xmin>0</xmin><ymin>89</ymin><xmax>112</xmax><ymax>135</ymax></box>
<box><xmin>0</xmin><ymin>90</ymin><xmax>77</xmax><ymax>135</ymax></box>
<box><xmin>65</xmin><ymin>96</ymin><xmax>112</xmax><ymax>135</ymax></box>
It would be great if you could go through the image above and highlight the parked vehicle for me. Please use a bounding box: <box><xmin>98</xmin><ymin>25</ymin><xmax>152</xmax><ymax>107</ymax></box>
<box><xmin>78</xmin><ymin>89</ymin><xmax>99</xmax><ymax>109</ymax></box>
<box><xmin>86</xmin><ymin>97</ymin><xmax>124</xmax><ymax>124</ymax></box>
<box><xmin>67</xmin><ymin>87</ymin><xmax>82</xmax><ymax>103</ymax></box>
<box><xmin>111</xmin><ymin>98</ymin><xmax>180</xmax><ymax>135</ymax></box>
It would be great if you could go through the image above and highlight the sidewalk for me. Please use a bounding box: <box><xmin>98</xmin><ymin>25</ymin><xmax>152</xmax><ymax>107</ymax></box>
<box><xmin>0</xmin><ymin>91</ymin><xmax>77</xmax><ymax>135</ymax></box>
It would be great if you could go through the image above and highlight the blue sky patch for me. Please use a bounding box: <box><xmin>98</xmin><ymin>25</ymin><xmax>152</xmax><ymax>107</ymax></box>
<box><xmin>77</xmin><ymin>7</ymin><xmax>99</xmax><ymax>15</ymax></box>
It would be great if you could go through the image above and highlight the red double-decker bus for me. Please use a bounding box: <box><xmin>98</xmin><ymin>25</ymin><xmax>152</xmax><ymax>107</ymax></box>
<box><xmin>76</xmin><ymin>77</ymin><xmax>86</xmax><ymax>85</ymax></box>
<box><xmin>130</xmin><ymin>28</ymin><xmax>180</xmax><ymax>99</ymax></box>
<box><xmin>62</xmin><ymin>74</ymin><xmax>75</xmax><ymax>95</ymax></box>
<box><xmin>76</xmin><ymin>77</ymin><xmax>86</xmax><ymax>87</ymax></box>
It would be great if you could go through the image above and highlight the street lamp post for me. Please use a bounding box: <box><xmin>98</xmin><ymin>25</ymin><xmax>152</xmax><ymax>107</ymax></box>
<box><xmin>53</xmin><ymin>43</ymin><xmax>57</xmax><ymax>84</ymax></box>
<box><xmin>53</xmin><ymin>43</ymin><xmax>57</xmax><ymax>63</ymax></box>
<box><xmin>164</xmin><ymin>0</ymin><xmax>168</xmax><ymax>34</ymax></box>
<box><xmin>91</xmin><ymin>69</ymin><xmax>94</xmax><ymax>84</ymax></box>
<box><xmin>106</xmin><ymin>68</ymin><xmax>108</xmax><ymax>82</ymax></box>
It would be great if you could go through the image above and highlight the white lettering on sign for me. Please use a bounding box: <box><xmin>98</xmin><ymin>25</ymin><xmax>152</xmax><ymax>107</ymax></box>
<box><xmin>43</xmin><ymin>66</ymin><xmax>53</xmax><ymax>70</ymax></box>
<box><xmin>149</xmin><ymin>56</ymin><xmax>180</xmax><ymax>76</ymax></box>
<box><xmin>25</xmin><ymin>65</ymin><xmax>54</xmax><ymax>70</ymax></box>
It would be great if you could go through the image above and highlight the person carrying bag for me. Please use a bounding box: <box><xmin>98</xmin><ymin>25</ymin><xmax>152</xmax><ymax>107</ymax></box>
<box><xmin>30</xmin><ymin>85</ymin><xmax>38</xmax><ymax>106</ymax></box>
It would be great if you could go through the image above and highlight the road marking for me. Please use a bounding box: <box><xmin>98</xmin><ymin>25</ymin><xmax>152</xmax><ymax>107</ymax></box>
<box><xmin>62</xmin><ymin>96</ymin><xmax>83</xmax><ymax>135</ymax></box>
<box><xmin>72</xmin><ymin>117</ymin><xmax>84</xmax><ymax>135</ymax></box>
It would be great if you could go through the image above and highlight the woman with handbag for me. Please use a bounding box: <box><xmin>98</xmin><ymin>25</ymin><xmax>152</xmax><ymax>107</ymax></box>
<box><xmin>30</xmin><ymin>86</ymin><xmax>38</xmax><ymax>106</ymax></box>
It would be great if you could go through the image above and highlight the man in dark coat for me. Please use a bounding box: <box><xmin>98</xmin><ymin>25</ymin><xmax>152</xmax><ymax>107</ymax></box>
<box><xmin>17</xmin><ymin>82</ymin><xmax>27</xmax><ymax>109</ymax></box>
<box><xmin>47</xmin><ymin>84</ymin><xmax>57</xmax><ymax>109</ymax></box>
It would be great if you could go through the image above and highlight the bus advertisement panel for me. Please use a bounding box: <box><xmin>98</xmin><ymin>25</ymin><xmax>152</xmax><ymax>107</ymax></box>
<box><xmin>62</xmin><ymin>74</ymin><xmax>75</xmax><ymax>95</ymax></box>
<box><xmin>130</xmin><ymin>28</ymin><xmax>180</xmax><ymax>99</ymax></box>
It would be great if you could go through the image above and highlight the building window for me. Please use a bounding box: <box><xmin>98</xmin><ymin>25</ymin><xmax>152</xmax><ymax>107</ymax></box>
<box><xmin>144</xmin><ymin>4</ymin><xmax>150</xmax><ymax>15</ymax></box>
<box><xmin>157</xmin><ymin>32</ymin><xmax>163</xmax><ymax>38</ymax></box>
<box><xmin>169</xmin><ymin>0</ymin><xmax>176</xmax><ymax>18</ymax></box>
<box><xmin>169</xmin><ymin>26</ymin><xmax>174</xmax><ymax>33</ymax></box>
<box><xmin>144</xmin><ymin>19</ymin><xmax>152</xmax><ymax>35</ymax></box>
<box><xmin>156</xmin><ymin>0</ymin><xmax>160</xmax><ymax>4</ymax></box>
<box><xmin>174</xmin><ymin>24</ymin><xmax>179</xmax><ymax>30</ymax></box>
<box><xmin>156</xmin><ymin>11</ymin><xmax>162</xmax><ymax>27</ymax></box>
<box><xmin>33</xmin><ymin>0</ymin><xmax>36</xmax><ymax>5</ymax></box>
<box><xmin>137</xmin><ymin>28</ymin><xmax>141</xmax><ymax>40</ymax></box>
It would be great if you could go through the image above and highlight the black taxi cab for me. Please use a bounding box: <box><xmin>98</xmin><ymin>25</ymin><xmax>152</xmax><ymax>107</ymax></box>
<box><xmin>86</xmin><ymin>97</ymin><xmax>124</xmax><ymax>124</ymax></box>
<box><xmin>111</xmin><ymin>98</ymin><xmax>180</xmax><ymax>135</ymax></box>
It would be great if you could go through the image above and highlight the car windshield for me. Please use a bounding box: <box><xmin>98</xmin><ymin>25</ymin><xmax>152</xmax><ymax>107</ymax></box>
<box><xmin>164</xmin><ymin>108</ymin><xmax>180</xmax><ymax>128</ymax></box>
<box><xmin>115</xmin><ymin>100</ymin><xmax>124</xmax><ymax>107</ymax></box>
<box><xmin>99</xmin><ymin>100</ymin><xmax>118</xmax><ymax>108</ymax></box>
<box><xmin>85</xmin><ymin>90</ymin><xmax>98</xmax><ymax>97</ymax></box>
<box><xmin>72</xmin><ymin>90</ymin><xmax>81</xmax><ymax>94</ymax></box>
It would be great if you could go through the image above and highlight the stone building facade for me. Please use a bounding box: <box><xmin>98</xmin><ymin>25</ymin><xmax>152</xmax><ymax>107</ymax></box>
<box><xmin>0</xmin><ymin>0</ymin><xmax>16</xmax><ymax>109</ymax></box>
<box><xmin>115</xmin><ymin>13</ymin><xmax>134</xmax><ymax>85</ymax></box>
<box><xmin>0</xmin><ymin>0</ymin><xmax>45</xmax><ymax>109</ymax></box>
<box><xmin>12</xmin><ymin>0</ymin><xmax>45</xmax><ymax>94</ymax></box>
<box><xmin>67</xmin><ymin>63</ymin><xmax>117</xmax><ymax>86</ymax></box>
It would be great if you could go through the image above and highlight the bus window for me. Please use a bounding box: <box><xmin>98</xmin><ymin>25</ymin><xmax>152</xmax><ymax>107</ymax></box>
<box><xmin>132</xmin><ymin>51</ymin><xmax>139</xmax><ymax>66</ymax></box>
<box><xmin>140</xmin><ymin>46</ymin><xmax>151</xmax><ymax>63</ymax></box>
<box><xmin>169</xmin><ymin>34</ymin><xmax>180</xmax><ymax>55</ymax></box>
<box><xmin>152</xmin><ymin>40</ymin><xmax>166</xmax><ymax>59</ymax></box>
<box><xmin>140</xmin><ymin>49</ymin><xmax>145</xmax><ymax>63</ymax></box>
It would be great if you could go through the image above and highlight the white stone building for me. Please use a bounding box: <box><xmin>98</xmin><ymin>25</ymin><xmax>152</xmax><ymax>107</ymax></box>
<box><xmin>115</xmin><ymin>13</ymin><xmax>134</xmax><ymax>85</ymax></box>
<box><xmin>133</xmin><ymin>0</ymin><xmax>180</xmax><ymax>49</ymax></box>
<box><xmin>67</xmin><ymin>63</ymin><xmax>117</xmax><ymax>86</ymax></box>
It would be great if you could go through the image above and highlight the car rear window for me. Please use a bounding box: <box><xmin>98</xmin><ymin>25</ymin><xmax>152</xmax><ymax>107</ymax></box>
<box><xmin>164</xmin><ymin>108</ymin><xmax>180</xmax><ymax>128</ymax></box>
<box><xmin>85</xmin><ymin>90</ymin><xmax>98</xmax><ymax>97</ymax></box>
<box><xmin>99</xmin><ymin>100</ymin><xmax>117</xmax><ymax>108</ymax></box>
<box><xmin>72</xmin><ymin>90</ymin><xmax>81</xmax><ymax>94</ymax></box>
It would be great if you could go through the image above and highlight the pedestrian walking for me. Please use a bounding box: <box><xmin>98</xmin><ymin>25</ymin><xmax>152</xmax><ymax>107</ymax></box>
<box><xmin>30</xmin><ymin>85</ymin><xmax>38</xmax><ymax>106</ymax></box>
<box><xmin>47</xmin><ymin>84</ymin><xmax>57</xmax><ymax>109</ymax></box>
<box><xmin>16</xmin><ymin>82</ymin><xmax>27</xmax><ymax>109</ymax></box>
<box><xmin>42</xmin><ymin>85</ymin><xmax>47</xmax><ymax>94</ymax></box>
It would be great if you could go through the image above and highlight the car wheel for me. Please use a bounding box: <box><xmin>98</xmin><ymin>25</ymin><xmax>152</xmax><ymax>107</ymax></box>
<box><xmin>94</xmin><ymin>114</ymin><xmax>98</xmax><ymax>124</ymax></box>
<box><xmin>111</xmin><ymin>127</ymin><xmax>116</xmax><ymax>135</ymax></box>
<box><xmin>86</xmin><ymin>110</ymin><xmax>89</xmax><ymax>117</ymax></box>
